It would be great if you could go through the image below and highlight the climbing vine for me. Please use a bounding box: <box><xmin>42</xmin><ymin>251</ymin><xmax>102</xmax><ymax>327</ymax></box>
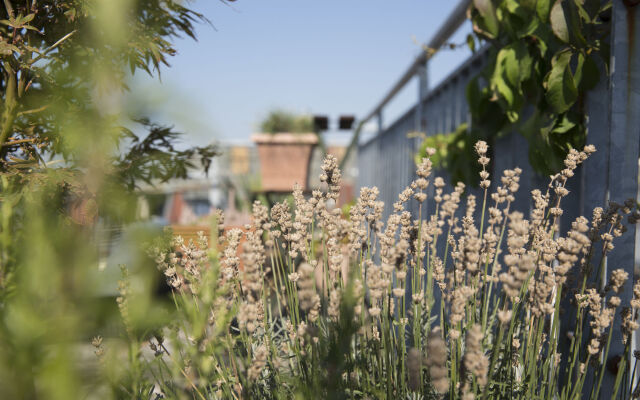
<box><xmin>420</xmin><ymin>0</ymin><xmax>611</xmax><ymax>184</ymax></box>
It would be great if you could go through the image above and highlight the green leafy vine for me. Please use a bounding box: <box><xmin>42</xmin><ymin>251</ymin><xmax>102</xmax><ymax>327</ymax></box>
<box><xmin>419</xmin><ymin>0</ymin><xmax>611</xmax><ymax>184</ymax></box>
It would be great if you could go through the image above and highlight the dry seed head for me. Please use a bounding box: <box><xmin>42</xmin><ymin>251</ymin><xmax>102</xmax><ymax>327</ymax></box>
<box><xmin>584</xmin><ymin>144</ymin><xmax>596</xmax><ymax>154</ymax></box>
<box><xmin>529</xmin><ymin>266</ymin><xmax>556</xmax><ymax>316</ymax></box>
<box><xmin>632</xmin><ymin>281</ymin><xmax>640</xmax><ymax>309</ymax></box>
<box><xmin>252</xmin><ymin>200</ymin><xmax>270</xmax><ymax>234</ymax></box>
<box><xmin>498</xmin><ymin>310</ymin><xmax>512</xmax><ymax>324</ymax></box>
<box><xmin>241</xmin><ymin>231</ymin><xmax>265</xmax><ymax>295</ymax></box>
<box><xmin>221</xmin><ymin>228</ymin><xmax>243</xmax><ymax>281</ymax></box>
<box><xmin>395</xmin><ymin>187</ymin><xmax>414</xmax><ymax>211</ymax></box>
<box><xmin>432</xmin><ymin>255</ymin><xmax>446</xmax><ymax>290</ymax></box>
<box><xmin>412</xmin><ymin>291</ymin><xmax>424</xmax><ymax>304</ymax></box>
<box><xmin>474</xmin><ymin>140</ymin><xmax>488</xmax><ymax>157</ymax></box>
<box><xmin>500</xmin><ymin>253</ymin><xmax>535</xmax><ymax>299</ymax></box>
<box><xmin>475</xmin><ymin>140</ymin><xmax>490</xmax><ymax>187</ymax></box>
<box><xmin>608</xmin><ymin>269</ymin><xmax>629</xmax><ymax>293</ymax></box>
<box><xmin>366</xmin><ymin>263</ymin><xmax>388</xmax><ymax>316</ymax></box>
<box><xmin>491</xmin><ymin>168</ymin><xmax>521</xmax><ymax>203</ymax></box>
<box><xmin>434</xmin><ymin>177</ymin><xmax>445</xmax><ymax>203</ymax></box>
<box><xmin>407</xmin><ymin>348</ymin><xmax>422</xmax><ymax>391</ymax></box>
<box><xmin>92</xmin><ymin>336</ymin><xmax>104</xmax><ymax>358</ymax></box>
<box><xmin>328</xmin><ymin>288</ymin><xmax>341</xmax><ymax>321</ymax></box>
<box><xmin>559</xmin><ymin>146</ymin><xmax>595</xmax><ymax>181</ymax></box>
<box><xmin>608</xmin><ymin>296</ymin><xmax>621</xmax><ymax>308</ymax></box>
<box><xmin>271</xmin><ymin>201</ymin><xmax>292</xmax><ymax>239</ymax></box>
<box><xmin>449</xmin><ymin>286</ymin><xmax>474</xmax><ymax>328</ymax></box>
<box><xmin>463</xmin><ymin>324</ymin><xmax>488</xmax><ymax>387</ymax></box>
<box><xmin>441</xmin><ymin>182</ymin><xmax>465</xmax><ymax>227</ymax></box>
<box><xmin>416</xmin><ymin>156</ymin><xmax>433</xmax><ymax>178</ymax></box>
<box><xmin>297</xmin><ymin>262</ymin><xmax>321</xmax><ymax>322</ymax></box>
<box><xmin>554</xmin><ymin>217</ymin><xmax>590</xmax><ymax>284</ymax></box>
<box><xmin>320</xmin><ymin>154</ymin><xmax>342</xmax><ymax>200</ymax></box>
<box><xmin>414</xmin><ymin>192</ymin><xmax>427</xmax><ymax>203</ymax></box>
<box><xmin>622</xmin><ymin>307</ymin><xmax>639</xmax><ymax>344</ymax></box>
<box><xmin>531</xmin><ymin>189</ymin><xmax>549</xmax><ymax>226</ymax></box>
<box><xmin>248</xmin><ymin>344</ymin><xmax>268</xmax><ymax>381</ymax></box>
<box><xmin>458</xmin><ymin>213</ymin><xmax>481</xmax><ymax>275</ymax></box>
<box><xmin>584</xmin><ymin>288</ymin><xmax>616</xmax><ymax>338</ymax></box>
<box><xmin>426</xmin><ymin>329</ymin><xmax>449</xmax><ymax>394</ymax></box>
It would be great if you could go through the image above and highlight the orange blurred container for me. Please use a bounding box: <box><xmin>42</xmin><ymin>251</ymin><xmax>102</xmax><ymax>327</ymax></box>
<box><xmin>251</xmin><ymin>133</ymin><xmax>318</xmax><ymax>192</ymax></box>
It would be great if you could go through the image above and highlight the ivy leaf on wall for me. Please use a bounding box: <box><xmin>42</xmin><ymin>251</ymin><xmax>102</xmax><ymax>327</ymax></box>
<box><xmin>544</xmin><ymin>50</ymin><xmax>577</xmax><ymax>113</ymax></box>
<box><xmin>574</xmin><ymin>52</ymin><xmax>600</xmax><ymax>91</ymax></box>
<box><xmin>473</xmin><ymin>0</ymin><xmax>500</xmax><ymax>38</ymax></box>
<box><xmin>491</xmin><ymin>48</ymin><xmax>516</xmax><ymax>107</ymax></box>
<box><xmin>438</xmin><ymin>0</ymin><xmax>611</xmax><ymax>185</ymax></box>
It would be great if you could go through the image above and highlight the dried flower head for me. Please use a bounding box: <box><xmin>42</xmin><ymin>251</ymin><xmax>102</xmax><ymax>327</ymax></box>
<box><xmin>426</xmin><ymin>329</ymin><xmax>449</xmax><ymax>394</ymax></box>
<box><xmin>463</xmin><ymin>324</ymin><xmax>488</xmax><ymax>387</ymax></box>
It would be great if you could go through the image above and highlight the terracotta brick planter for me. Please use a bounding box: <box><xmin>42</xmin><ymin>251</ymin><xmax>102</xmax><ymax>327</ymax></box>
<box><xmin>251</xmin><ymin>133</ymin><xmax>318</xmax><ymax>192</ymax></box>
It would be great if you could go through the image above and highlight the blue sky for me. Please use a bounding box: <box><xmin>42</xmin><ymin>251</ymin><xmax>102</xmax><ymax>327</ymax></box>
<box><xmin>128</xmin><ymin>0</ymin><xmax>473</xmax><ymax>146</ymax></box>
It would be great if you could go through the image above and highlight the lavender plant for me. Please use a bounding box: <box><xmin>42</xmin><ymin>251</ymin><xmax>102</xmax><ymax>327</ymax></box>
<box><xmin>104</xmin><ymin>143</ymin><xmax>640</xmax><ymax>399</ymax></box>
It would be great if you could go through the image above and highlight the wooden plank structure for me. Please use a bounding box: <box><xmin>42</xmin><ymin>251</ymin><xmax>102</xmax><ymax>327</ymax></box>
<box><xmin>171</xmin><ymin>225</ymin><xmax>251</xmax><ymax>270</ymax></box>
<box><xmin>170</xmin><ymin>225</ymin><xmax>213</xmax><ymax>246</ymax></box>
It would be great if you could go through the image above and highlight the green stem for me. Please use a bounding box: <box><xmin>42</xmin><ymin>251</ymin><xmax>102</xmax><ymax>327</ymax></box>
<box><xmin>0</xmin><ymin>67</ymin><xmax>17</xmax><ymax>153</ymax></box>
<box><xmin>592</xmin><ymin>320</ymin><xmax>616</xmax><ymax>400</ymax></box>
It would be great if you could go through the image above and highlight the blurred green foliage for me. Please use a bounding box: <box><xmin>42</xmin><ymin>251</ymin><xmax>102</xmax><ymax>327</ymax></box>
<box><xmin>260</xmin><ymin>109</ymin><xmax>314</xmax><ymax>134</ymax></box>
<box><xmin>0</xmin><ymin>0</ymin><xmax>221</xmax><ymax>398</ymax></box>
<box><xmin>414</xmin><ymin>124</ymin><xmax>482</xmax><ymax>185</ymax></box>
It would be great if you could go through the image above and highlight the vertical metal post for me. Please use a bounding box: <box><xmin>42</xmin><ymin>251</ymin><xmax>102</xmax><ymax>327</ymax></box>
<box><xmin>376</xmin><ymin>109</ymin><xmax>384</xmax><ymax>219</ymax></box>
<box><xmin>599</xmin><ymin>0</ymin><xmax>640</xmax><ymax>394</ymax></box>
<box><xmin>416</xmin><ymin>62</ymin><xmax>428</xmax><ymax>133</ymax></box>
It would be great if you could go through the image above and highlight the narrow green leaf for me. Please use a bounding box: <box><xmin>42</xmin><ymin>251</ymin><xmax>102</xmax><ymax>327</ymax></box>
<box><xmin>575</xmin><ymin>53</ymin><xmax>600</xmax><ymax>91</ymax></box>
<box><xmin>537</xmin><ymin>0</ymin><xmax>552</xmax><ymax>20</ymax></box>
<box><xmin>22</xmin><ymin>14</ymin><xmax>35</xmax><ymax>23</ymax></box>
<box><xmin>574</xmin><ymin>1</ymin><xmax>592</xmax><ymax>22</ymax></box>
<box><xmin>550</xmin><ymin>0</ymin><xmax>570</xmax><ymax>42</ymax></box>
<box><xmin>473</xmin><ymin>0</ymin><xmax>500</xmax><ymax>38</ymax></box>
<box><xmin>504</xmin><ymin>0</ymin><xmax>520</xmax><ymax>13</ymax></box>
<box><xmin>501</xmin><ymin>47</ymin><xmax>519</xmax><ymax>86</ymax></box>
<box><xmin>492</xmin><ymin>74</ymin><xmax>514</xmax><ymax>106</ymax></box>
<box><xmin>466</xmin><ymin>77</ymin><xmax>482</xmax><ymax>110</ymax></box>
<box><xmin>517</xmin><ymin>37</ymin><xmax>534</xmax><ymax>68</ymax></box>
<box><xmin>544</xmin><ymin>50</ymin><xmax>577</xmax><ymax>113</ymax></box>
<box><xmin>581</xmin><ymin>0</ymin><xmax>603</xmax><ymax>19</ymax></box>
<box><xmin>566</xmin><ymin>1</ymin><xmax>587</xmax><ymax>47</ymax></box>
<box><xmin>519</xmin><ymin>0</ymin><xmax>537</xmax><ymax>9</ymax></box>
<box><xmin>0</xmin><ymin>41</ymin><xmax>20</xmax><ymax>55</ymax></box>
<box><xmin>466</xmin><ymin>33</ymin><xmax>476</xmax><ymax>53</ymax></box>
<box><xmin>551</xmin><ymin>114</ymin><xmax>577</xmax><ymax>133</ymax></box>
